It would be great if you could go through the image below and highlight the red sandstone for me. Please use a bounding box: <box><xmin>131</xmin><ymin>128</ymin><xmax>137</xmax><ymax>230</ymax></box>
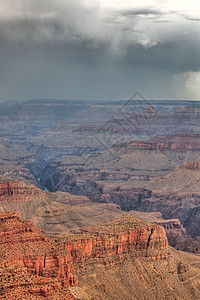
<box><xmin>0</xmin><ymin>212</ymin><xmax>169</xmax><ymax>298</ymax></box>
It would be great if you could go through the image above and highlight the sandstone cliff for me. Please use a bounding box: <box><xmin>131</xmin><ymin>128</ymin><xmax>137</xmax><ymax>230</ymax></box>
<box><xmin>1</xmin><ymin>212</ymin><xmax>200</xmax><ymax>299</ymax></box>
<box><xmin>0</xmin><ymin>180</ymin><xmax>46</xmax><ymax>202</ymax></box>
<box><xmin>0</xmin><ymin>212</ymin><xmax>169</xmax><ymax>298</ymax></box>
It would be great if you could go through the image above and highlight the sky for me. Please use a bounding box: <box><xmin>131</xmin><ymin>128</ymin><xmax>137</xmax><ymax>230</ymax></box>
<box><xmin>0</xmin><ymin>0</ymin><xmax>200</xmax><ymax>101</ymax></box>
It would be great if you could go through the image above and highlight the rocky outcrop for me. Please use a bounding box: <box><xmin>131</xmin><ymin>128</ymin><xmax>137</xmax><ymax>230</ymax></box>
<box><xmin>0</xmin><ymin>212</ymin><xmax>78</xmax><ymax>290</ymax></box>
<box><xmin>0</xmin><ymin>212</ymin><xmax>169</xmax><ymax>298</ymax></box>
<box><xmin>126</xmin><ymin>133</ymin><xmax>200</xmax><ymax>152</ymax></box>
<box><xmin>0</xmin><ymin>180</ymin><xmax>46</xmax><ymax>202</ymax></box>
<box><xmin>176</xmin><ymin>160</ymin><xmax>200</xmax><ymax>171</ymax></box>
<box><xmin>143</xmin><ymin>106</ymin><xmax>158</xmax><ymax>116</ymax></box>
<box><xmin>128</xmin><ymin>211</ymin><xmax>200</xmax><ymax>253</ymax></box>
<box><xmin>98</xmin><ymin>186</ymin><xmax>200</xmax><ymax>242</ymax></box>
<box><xmin>64</xmin><ymin>214</ymin><xmax>168</xmax><ymax>266</ymax></box>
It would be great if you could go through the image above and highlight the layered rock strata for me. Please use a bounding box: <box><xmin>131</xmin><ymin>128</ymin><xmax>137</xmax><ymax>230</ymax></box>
<box><xmin>0</xmin><ymin>180</ymin><xmax>46</xmax><ymax>202</ymax></box>
<box><xmin>0</xmin><ymin>212</ymin><xmax>169</xmax><ymax>298</ymax></box>
<box><xmin>126</xmin><ymin>133</ymin><xmax>200</xmax><ymax>152</ymax></box>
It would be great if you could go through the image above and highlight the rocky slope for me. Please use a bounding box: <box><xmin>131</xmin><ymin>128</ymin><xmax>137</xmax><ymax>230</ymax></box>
<box><xmin>0</xmin><ymin>266</ymin><xmax>75</xmax><ymax>300</ymax></box>
<box><xmin>0</xmin><ymin>212</ymin><xmax>170</xmax><ymax>299</ymax></box>
<box><xmin>0</xmin><ymin>141</ymin><xmax>34</xmax><ymax>182</ymax></box>
<box><xmin>76</xmin><ymin>247</ymin><xmax>200</xmax><ymax>300</ymax></box>
<box><xmin>0</xmin><ymin>179</ymin><xmax>124</xmax><ymax>235</ymax></box>
<box><xmin>176</xmin><ymin>159</ymin><xmax>200</xmax><ymax>170</ymax></box>
<box><xmin>143</xmin><ymin>169</ymin><xmax>200</xmax><ymax>194</ymax></box>
<box><xmin>138</xmin><ymin>157</ymin><xmax>200</xmax><ymax>194</ymax></box>
<box><xmin>1</xmin><ymin>212</ymin><xmax>199</xmax><ymax>299</ymax></box>
<box><xmin>0</xmin><ymin>180</ymin><xmax>46</xmax><ymax>202</ymax></box>
<box><xmin>1</xmin><ymin>178</ymin><xmax>198</xmax><ymax>253</ymax></box>
<box><xmin>99</xmin><ymin>185</ymin><xmax>200</xmax><ymax>239</ymax></box>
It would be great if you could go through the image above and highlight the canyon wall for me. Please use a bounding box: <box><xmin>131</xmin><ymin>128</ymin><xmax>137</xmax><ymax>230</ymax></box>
<box><xmin>0</xmin><ymin>212</ymin><xmax>169</xmax><ymax>298</ymax></box>
<box><xmin>126</xmin><ymin>133</ymin><xmax>200</xmax><ymax>152</ymax></box>
<box><xmin>0</xmin><ymin>180</ymin><xmax>46</xmax><ymax>202</ymax></box>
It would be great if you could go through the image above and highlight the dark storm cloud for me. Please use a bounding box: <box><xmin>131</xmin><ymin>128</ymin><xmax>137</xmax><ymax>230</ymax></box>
<box><xmin>119</xmin><ymin>8</ymin><xmax>165</xmax><ymax>17</ymax></box>
<box><xmin>0</xmin><ymin>0</ymin><xmax>200</xmax><ymax>101</ymax></box>
<box><xmin>0</xmin><ymin>1</ymin><xmax>108</xmax><ymax>47</ymax></box>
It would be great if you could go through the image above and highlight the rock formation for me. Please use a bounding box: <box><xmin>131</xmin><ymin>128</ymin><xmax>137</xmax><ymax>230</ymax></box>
<box><xmin>0</xmin><ymin>212</ymin><xmax>169</xmax><ymax>298</ymax></box>
<box><xmin>176</xmin><ymin>159</ymin><xmax>200</xmax><ymax>171</ymax></box>
<box><xmin>1</xmin><ymin>212</ymin><xmax>199</xmax><ymax>299</ymax></box>
<box><xmin>0</xmin><ymin>180</ymin><xmax>46</xmax><ymax>202</ymax></box>
<box><xmin>126</xmin><ymin>133</ymin><xmax>200</xmax><ymax>152</ymax></box>
<box><xmin>98</xmin><ymin>185</ymin><xmax>200</xmax><ymax>245</ymax></box>
<box><xmin>143</xmin><ymin>105</ymin><xmax>158</xmax><ymax>116</ymax></box>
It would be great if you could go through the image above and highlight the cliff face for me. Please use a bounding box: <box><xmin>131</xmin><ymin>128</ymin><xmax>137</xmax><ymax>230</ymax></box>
<box><xmin>176</xmin><ymin>160</ymin><xmax>200</xmax><ymax>171</ymax></box>
<box><xmin>0</xmin><ymin>212</ymin><xmax>169</xmax><ymax>298</ymax></box>
<box><xmin>64</xmin><ymin>214</ymin><xmax>168</xmax><ymax>267</ymax></box>
<box><xmin>0</xmin><ymin>212</ymin><xmax>77</xmax><ymax>299</ymax></box>
<box><xmin>98</xmin><ymin>186</ymin><xmax>200</xmax><ymax>243</ymax></box>
<box><xmin>2</xmin><ymin>212</ymin><xmax>200</xmax><ymax>299</ymax></box>
<box><xmin>128</xmin><ymin>211</ymin><xmax>200</xmax><ymax>253</ymax></box>
<box><xmin>126</xmin><ymin>133</ymin><xmax>200</xmax><ymax>152</ymax></box>
<box><xmin>0</xmin><ymin>180</ymin><xmax>46</xmax><ymax>202</ymax></box>
<box><xmin>156</xmin><ymin>219</ymin><xmax>200</xmax><ymax>253</ymax></box>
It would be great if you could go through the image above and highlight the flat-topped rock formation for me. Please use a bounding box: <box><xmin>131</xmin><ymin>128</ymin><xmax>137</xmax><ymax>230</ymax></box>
<box><xmin>0</xmin><ymin>213</ymin><xmax>200</xmax><ymax>299</ymax></box>
<box><xmin>64</xmin><ymin>213</ymin><xmax>168</xmax><ymax>265</ymax></box>
<box><xmin>77</xmin><ymin>104</ymin><xmax>200</xmax><ymax>136</ymax></box>
<box><xmin>129</xmin><ymin>211</ymin><xmax>200</xmax><ymax>253</ymax></box>
<box><xmin>0</xmin><ymin>180</ymin><xmax>47</xmax><ymax>202</ymax></box>
<box><xmin>126</xmin><ymin>133</ymin><xmax>200</xmax><ymax>152</ymax></box>
<box><xmin>11</xmin><ymin>99</ymin><xmax>86</xmax><ymax>121</ymax></box>
<box><xmin>0</xmin><ymin>212</ymin><xmax>169</xmax><ymax>298</ymax></box>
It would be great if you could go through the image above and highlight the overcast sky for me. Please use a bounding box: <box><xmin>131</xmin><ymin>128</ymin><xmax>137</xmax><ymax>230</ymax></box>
<box><xmin>0</xmin><ymin>0</ymin><xmax>200</xmax><ymax>101</ymax></box>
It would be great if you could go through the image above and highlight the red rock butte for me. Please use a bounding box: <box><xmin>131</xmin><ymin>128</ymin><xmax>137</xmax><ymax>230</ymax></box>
<box><xmin>0</xmin><ymin>212</ymin><xmax>169</xmax><ymax>297</ymax></box>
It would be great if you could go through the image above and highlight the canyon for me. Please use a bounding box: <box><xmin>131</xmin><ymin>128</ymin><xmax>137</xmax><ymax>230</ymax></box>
<box><xmin>0</xmin><ymin>177</ymin><xmax>199</xmax><ymax>254</ymax></box>
<box><xmin>1</xmin><ymin>99</ymin><xmax>200</xmax><ymax>298</ymax></box>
